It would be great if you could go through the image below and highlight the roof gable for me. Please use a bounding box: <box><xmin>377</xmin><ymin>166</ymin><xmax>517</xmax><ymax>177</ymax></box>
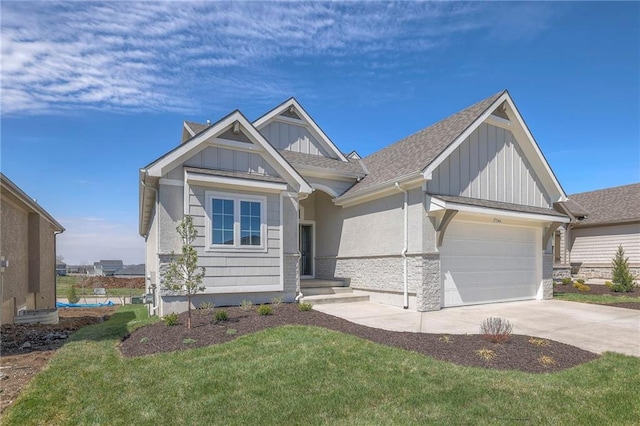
<box><xmin>338</xmin><ymin>91</ymin><xmax>567</xmax><ymax>206</ymax></box>
<box><xmin>253</xmin><ymin>98</ymin><xmax>349</xmax><ymax>162</ymax></box>
<box><xmin>144</xmin><ymin>110</ymin><xmax>311</xmax><ymax>195</ymax></box>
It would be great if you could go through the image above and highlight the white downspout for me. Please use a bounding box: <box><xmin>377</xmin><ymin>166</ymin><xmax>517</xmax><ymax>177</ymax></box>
<box><xmin>395</xmin><ymin>182</ymin><xmax>409</xmax><ymax>309</ymax></box>
<box><xmin>141</xmin><ymin>172</ymin><xmax>160</xmax><ymax>314</ymax></box>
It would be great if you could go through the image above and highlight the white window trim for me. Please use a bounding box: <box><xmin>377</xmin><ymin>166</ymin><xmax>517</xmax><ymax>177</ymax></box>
<box><xmin>205</xmin><ymin>190</ymin><xmax>268</xmax><ymax>253</ymax></box>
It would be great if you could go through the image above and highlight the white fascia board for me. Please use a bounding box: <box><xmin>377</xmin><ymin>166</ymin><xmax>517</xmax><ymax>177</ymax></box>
<box><xmin>502</xmin><ymin>96</ymin><xmax>568</xmax><ymax>202</ymax></box>
<box><xmin>186</xmin><ymin>171</ymin><xmax>288</xmax><ymax>193</ymax></box>
<box><xmin>423</xmin><ymin>93</ymin><xmax>509</xmax><ymax>179</ymax></box>
<box><xmin>253</xmin><ymin>98</ymin><xmax>349</xmax><ymax>162</ymax></box>
<box><xmin>334</xmin><ymin>174</ymin><xmax>424</xmax><ymax>207</ymax></box>
<box><xmin>429</xmin><ymin>196</ymin><xmax>570</xmax><ymax>224</ymax></box>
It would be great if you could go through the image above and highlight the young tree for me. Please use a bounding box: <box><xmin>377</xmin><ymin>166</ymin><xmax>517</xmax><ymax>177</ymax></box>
<box><xmin>162</xmin><ymin>215</ymin><xmax>206</xmax><ymax>328</ymax></box>
<box><xmin>611</xmin><ymin>245</ymin><xmax>636</xmax><ymax>293</ymax></box>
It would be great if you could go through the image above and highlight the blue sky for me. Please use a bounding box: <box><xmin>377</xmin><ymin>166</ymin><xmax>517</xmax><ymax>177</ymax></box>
<box><xmin>1</xmin><ymin>1</ymin><xmax>638</xmax><ymax>265</ymax></box>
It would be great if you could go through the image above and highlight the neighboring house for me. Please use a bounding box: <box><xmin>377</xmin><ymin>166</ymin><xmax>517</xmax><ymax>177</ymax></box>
<box><xmin>93</xmin><ymin>260</ymin><xmax>124</xmax><ymax>276</ymax></box>
<box><xmin>114</xmin><ymin>264</ymin><xmax>146</xmax><ymax>277</ymax></box>
<box><xmin>139</xmin><ymin>90</ymin><xmax>569</xmax><ymax>316</ymax></box>
<box><xmin>556</xmin><ymin>183</ymin><xmax>640</xmax><ymax>279</ymax></box>
<box><xmin>56</xmin><ymin>260</ymin><xmax>67</xmax><ymax>276</ymax></box>
<box><xmin>1</xmin><ymin>173</ymin><xmax>65</xmax><ymax>325</ymax></box>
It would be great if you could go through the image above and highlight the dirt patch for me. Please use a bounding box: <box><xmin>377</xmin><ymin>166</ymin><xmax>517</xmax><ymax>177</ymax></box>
<box><xmin>0</xmin><ymin>307</ymin><xmax>118</xmax><ymax>414</ymax></box>
<box><xmin>120</xmin><ymin>304</ymin><xmax>599</xmax><ymax>373</ymax></box>
<box><xmin>77</xmin><ymin>276</ymin><xmax>145</xmax><ymax>289</ymax></box>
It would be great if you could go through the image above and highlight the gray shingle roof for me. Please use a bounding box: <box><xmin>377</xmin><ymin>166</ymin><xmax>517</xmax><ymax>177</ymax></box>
<box><xmin>339</xmin><ymin>91</ymin><xmax>506</xmax><ymax>198</ymax></box>
<box><xmin>432</xmin><ymin>194</ymin><xmax>568</xmax><ymax>218</ymax></box>
<box><xmin>185</xmin><ymin>121</ymin><xmax>209</xmax><ymax>135</ymax></box>
<box><xmin>278</xmin><ymin>150</ymin><xmax>366</xmax><ymax>176</ymax></box>
<box><xmin>566</xmin><ymin>183</ymin><xmax>640</xmax><ymax>226</ymax></box>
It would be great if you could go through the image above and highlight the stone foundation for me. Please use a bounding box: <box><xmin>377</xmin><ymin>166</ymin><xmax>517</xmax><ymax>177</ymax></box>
<box><xmin>572</xmin><ymin>264</ymin><xmax>640</xmax><ymax>280</ymax></box>
<box><xmin>552</xmin><ymin>264</ymin><xmax>571</xmax><ymax>281</ymax></box>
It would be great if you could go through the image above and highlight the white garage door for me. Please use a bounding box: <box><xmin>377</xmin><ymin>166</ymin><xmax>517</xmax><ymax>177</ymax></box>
<box><xmin>440</xmin><ymin>221</ymin><xmax>539</xmax><ymax>307</ymax></box>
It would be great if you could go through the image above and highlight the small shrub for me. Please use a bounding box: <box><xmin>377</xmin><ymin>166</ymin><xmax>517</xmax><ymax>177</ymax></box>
<box><xmin>214</xmin><ymin>309</ymin><xmax>229</xmax><ymax>322</ymax></box>
<box><xmin>577</xmin><ymin>284</ymin><xmax>590</xmax><ymax>292</ymax></box>
<box><xmin>298</xmin><ymin>302</ymin><xmax>313</xmax><ymax>312</ymax></box>
<box><xmin>538</xmin><ymin>354</ymin><xmax>557</xmax><ymax>367</ymax></box>
<box><xmin>561</xmin><ymin>277</ymin><xmax>572</xmax><ymax>285</ymax></box>
<box><xmin>576</xmin><ymin>278</ymin><xmax>585</xmax><ymax>285</ymax></box>
<box><xmin>605</xmin><ymin>281</ymin><xmax>613</xmax><ymax>289</ymax></box>
<box><xmin>572</xmin><ymin>282</ymin><xmax>581</xmax><ymax>289</ymax></box>
<box><xmin>140</xmin><ymin>337</ymin><xmax>149</xmax><ymax>344</ymax></box>
<box><xmin>270</xmin><ymin>296</ymin><xmax>283</xmax><ymax>307</ymax></box>
<box><xmin>257</xmin><ymin>304</ymin><xmax>273</xmax><ymax>316</ymax></box>
<box><xmin>480</xmin><ymin>317</ymin><xmax>513</xmax><ymax>343</ymax></box>
<box><xmin>240</xmin><ymin>299</ymin><xmax>253</xmax><ymax>311</ymax></box>
<box><xmin>66</xmin><ymin>285</ymin><xmax>80</xmax><ymax>304</ymax></box>
<box><xmin>198</xmin><ymin>302</ymin><xmax>215</xmax><ymax>312</ymax></box>
<box><xmin>438</xmin><ymin>335</ymin><xmax>453</xmax><ymax>344</ymax></box>
<box><xmin>163</xmin><ymin>312</ymin><xmax>179</xmax><ymax>326</ymax></box>
<box><xmin>226</xmin><ymin>328</ymin><xmax>237</xmax><ymax>335</ymax></box>
<box><xmin>183</xmin><ymin>338</ymin><xmax>196</xmax><ymax>345</ymax></box>
<box><xmin>528</xmin><ymin>337</ymin><xmax>549</xmax><ymax>347</ymax></box>
<box><xmin>475</xmin><ymin>348</ymin><xmax>496</xmax><ymax>361</ymax></box>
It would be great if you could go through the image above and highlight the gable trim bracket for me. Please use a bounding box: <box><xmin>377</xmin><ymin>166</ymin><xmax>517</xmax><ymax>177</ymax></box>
<box><xmin>436</xmin><ymin>209</ymin><xmax>458</xmax><ymax>247</ymax></box>
<box><xmin>542</xmin><ymin>222</ymin><xmax>562</xmax><ymax>249</ymax></box>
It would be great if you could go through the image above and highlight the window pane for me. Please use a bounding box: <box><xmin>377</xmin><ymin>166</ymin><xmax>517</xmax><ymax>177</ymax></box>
<box><xmin>251</xmin><ymin>202</ymin><xmax>260</xmax><ymax>216</ymax></box>
<box><xmin>212</xmin><ymin>198</ymin><xmax>235</xmax><ymax>245</ymax></box>
<box><xmin>240</xmin><ymin>201</ymin><xmax>261</xmax><ymax>246</ymax></box>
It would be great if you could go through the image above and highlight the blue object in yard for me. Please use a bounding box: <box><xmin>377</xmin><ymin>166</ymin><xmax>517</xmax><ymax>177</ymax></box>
<box><xmin>56</xmin><ymin>301</ymin><xmax>115</xmax><ymax>308</ymax></box>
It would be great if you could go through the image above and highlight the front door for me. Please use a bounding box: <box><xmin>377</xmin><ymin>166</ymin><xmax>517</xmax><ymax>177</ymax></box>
<box><xmin>300</xmin><ymin>224</ymin><xmax>313</xmax><ymax>277</ymax></box>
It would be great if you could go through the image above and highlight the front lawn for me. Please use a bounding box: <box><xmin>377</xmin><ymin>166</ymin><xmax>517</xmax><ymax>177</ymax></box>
<box><xmin>4</xmin><ymin>305</ymin><xmax>640</xmax><ymax>425</ymax></box>
<box><xmin>554</xmin><ymin>282</ymin><xmax>640</xmax><ymax>309</ymax></box>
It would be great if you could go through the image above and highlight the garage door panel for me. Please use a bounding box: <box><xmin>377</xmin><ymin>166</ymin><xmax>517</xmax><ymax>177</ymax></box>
<box><xmin>441</xmin><ymin>221</ymin><xmax>538</xmax><ymax>307</ymax></box>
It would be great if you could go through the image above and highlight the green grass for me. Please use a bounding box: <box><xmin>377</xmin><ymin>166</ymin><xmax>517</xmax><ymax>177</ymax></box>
<box><xmin>554</xmin><ymin>291</ymin><xmax>640</xmax><ymax>305</ymax></box>
<box><xmin>56</xmin><ymin>275</ymin><xmax>142</xmax><ymax>298</ymax></box>
<box><xmin>4</xmin><ymin>306</ymin><xmax>640</xmax><ymax>425</ymax></box>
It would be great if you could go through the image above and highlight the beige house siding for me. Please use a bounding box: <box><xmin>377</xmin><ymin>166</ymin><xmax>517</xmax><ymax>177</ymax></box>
<box><xmin>570</xmin><ymin>222</ymin><xmax>640</xmax><ymax>265</ymax></box>
<box><xmin>1</xmin><ymin>182</ymin><xmax>61</xmax><ymax>325</ymax></box>
<box><xmin>427</xmin><ymin>123</ymin><xmax>551</xmax><ymax>208</ymax></box>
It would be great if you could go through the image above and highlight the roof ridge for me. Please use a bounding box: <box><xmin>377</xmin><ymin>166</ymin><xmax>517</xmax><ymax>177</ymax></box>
<box><xmin>570</xmin><ymin>182</ymin><xmax>640</xmax><ymax>197</ymax></box>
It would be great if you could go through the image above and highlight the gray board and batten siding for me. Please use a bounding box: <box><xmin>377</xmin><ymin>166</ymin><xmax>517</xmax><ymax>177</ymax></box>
<box><xmin>427</xmin><ymin>123</ymin><xmax>552</xmax><ymax>208</ymax></box>
<box><xmin>181</xmin><ymin>146</ymin><xmax>279</xmax><ymax>179</ymax></box>
<box><xmin>260</xmin><ymin>120</ymin><xmax>332</xmax><ymax>157</ymax></box>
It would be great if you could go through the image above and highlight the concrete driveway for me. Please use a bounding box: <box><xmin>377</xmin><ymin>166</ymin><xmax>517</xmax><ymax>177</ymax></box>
<box><xmin>313</xmin><ymin>299</ymin><xmax>640</xmax><ymax>357</ymax></box>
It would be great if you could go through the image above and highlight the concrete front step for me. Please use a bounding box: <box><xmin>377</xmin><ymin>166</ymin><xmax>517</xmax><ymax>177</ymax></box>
<box><xmin>301</xmin><ymin>293</ymin><xmax>370</xmax><ymax>305</ymax></box>
<box><xmin>302</xmin><ymin>286</ymin><xmax>354</xmax><ymax>296</ymax></box>
<box><xmin>300</xmin><ymin>279</ymin><xmax>346</xmax><ymax>289</ymax></box>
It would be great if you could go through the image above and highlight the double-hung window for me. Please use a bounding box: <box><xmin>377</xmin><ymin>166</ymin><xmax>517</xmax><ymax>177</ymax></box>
<box><xmin>207</xmin><ymin>191</ymin><xmax>266</xmax><ymax>251</ymax></box>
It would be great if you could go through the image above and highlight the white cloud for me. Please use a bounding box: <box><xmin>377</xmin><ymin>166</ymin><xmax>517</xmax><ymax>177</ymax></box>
<box><xmin>1</xmin><ymin>1</ymin><xmax>556</xmax><ymax>115</ymax></box>
<box><xmin>56</xmin><ymin>216</ymin><xmax>144</xmax><ymax>265</ymax></box>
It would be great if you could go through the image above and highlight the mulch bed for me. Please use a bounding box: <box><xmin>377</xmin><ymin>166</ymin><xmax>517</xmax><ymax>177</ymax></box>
<box><xmin>120</xmin><ymin>304</ymin><xmax>598</xmax><ymax>373</ymax></box>
<box><xmin>554</xmin><ymin>283</ymin><xmax>639</xmax><ymax>310</ymax></box>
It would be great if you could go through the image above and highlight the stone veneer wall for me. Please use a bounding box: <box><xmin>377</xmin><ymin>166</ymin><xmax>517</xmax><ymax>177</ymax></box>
<box><xmin>552</xmin><ymin>265</ymin><xmax>571</xmax><ymax>281</ymax></box>
<box><xmin>572</xmin><ymin>264</ymin><xmax>640</xmax><ymax>280</ymax></box>
<box><xmin>542</xmin><ymin>254</ymin><xmax>553</xmax><ymax>300</ymax></box>
<box><xmin>326</xmin><ymin>253</ymin><xmax>441</xmax><ymax>312</ymax></box>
